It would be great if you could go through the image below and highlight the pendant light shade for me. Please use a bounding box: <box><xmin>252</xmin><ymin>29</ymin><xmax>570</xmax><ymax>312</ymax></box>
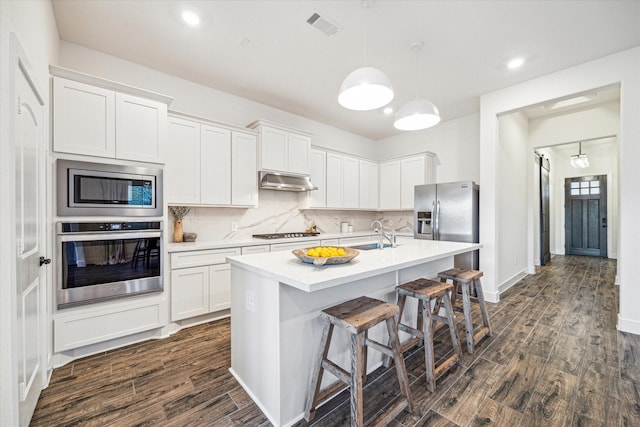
<box><xmin>570</xmin><ymin>142</ymin><xmax>590</xmax><ymax>168</ymax></box>
<box><xmin>393</xmin><ymin>99</ymin><xmax>441</xmax><ymax>131</ymax></box>
<box><xmin>338</xmin><ymin>66</ymin><xmax>394</xmax><ymax>111</ymax></box>
<box><xmin>394</xmin><ymin>40</ymin><xmax>440</xmax><ymax>131</ymax></box>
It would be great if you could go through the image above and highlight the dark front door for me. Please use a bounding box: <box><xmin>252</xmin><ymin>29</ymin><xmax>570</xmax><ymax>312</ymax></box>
<box><xmin>540</xmin><ymin>156</ymin><xmax>551</xmax><ymax>265</ymax></box>
<box><xmin>565</xmin><ymin>175</ymin><xmax>607</xmax><ymax>257</ymax></box>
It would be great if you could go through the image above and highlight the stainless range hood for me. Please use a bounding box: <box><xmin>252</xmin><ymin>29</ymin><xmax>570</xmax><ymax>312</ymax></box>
<box><xmin>258</xmin><ymin>171</ymin><xmax>317</xmax><ymax>192</ymax></box>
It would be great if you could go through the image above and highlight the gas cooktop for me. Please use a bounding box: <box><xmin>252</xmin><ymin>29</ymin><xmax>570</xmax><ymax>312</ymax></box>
<box><xmin>252</xmin><ymin>232</ymin><xmax>320</xmax><ymax>240</ymax></box>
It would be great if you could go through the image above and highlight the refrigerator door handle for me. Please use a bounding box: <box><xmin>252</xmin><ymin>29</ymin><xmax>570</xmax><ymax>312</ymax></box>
<box><xmin>436</xmin><ymin>200</ymin><xmax>441</xmax><ymax>240</ymax></box>
<box><xmin>432</xmin><ymin>200</ymin><xmax>436</xmax><ymax>240</ymax></box>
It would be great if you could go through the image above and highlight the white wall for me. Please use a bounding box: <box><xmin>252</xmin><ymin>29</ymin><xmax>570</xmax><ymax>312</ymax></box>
<box><xmin>497</xmin><ymin>112</ymin><xmax>529</xmax><ymax>291</ymax></box>
<box><xmin>0</xmin><ymin>1</ymin><xmax>59</xmax><ymax>424</ymax></box>
<box><xmin>375</xmin><ymin>113</ymin><xmax>480</xmax><ymax>184</ymax></box>
<box><xmin>529</xmin><ymin>100</ymin><xmax>619</xmax><ymax>147</ymax></box>
<box><xmin>479</xmin><ymin>46</ymin><xmax>640</xmax><ymax>335</ymax></box>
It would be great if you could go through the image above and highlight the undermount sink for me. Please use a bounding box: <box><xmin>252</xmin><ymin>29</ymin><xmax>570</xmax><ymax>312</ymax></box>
<box><xmin>350</xmin><ymin>243</ymin><xmax>395</xmax><ymax>250</ymax></box>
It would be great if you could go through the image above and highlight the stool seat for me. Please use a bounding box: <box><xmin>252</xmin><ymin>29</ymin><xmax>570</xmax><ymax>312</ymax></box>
<box><xmin>437</xmin><ymin>267</ymin><xmax>467</xmax><ymax>282</ymax></box>
<box><xmin>397</xmin><ymin>278</ymin><xmax>453</xmax><ymax>299</ymax></box>
<box><xmin>305</xmin><ymin>296</ymin><xmax>413</xmax><ymax>427</ymax></box>
<box><xmin>393</xmin><ymin>278</ymin><xmax>462</xmax><ymax>393</ymax></box>
<box><xmin>323</xmin><ymin>296</ymin><xmax>398</xmax><ymax>334</ymax></box>
<box><xmin>438</xmin><ymin>268</ymin><xmax>492</xmax><ymax>355</ymax></box>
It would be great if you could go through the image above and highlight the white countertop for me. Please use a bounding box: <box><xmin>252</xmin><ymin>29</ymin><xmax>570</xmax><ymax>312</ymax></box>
<box><xmin>166</xmin><ymin>231</ymin><xmax>412</xmax><ymax>253</ymax></box>
<box><xmin>227</xmin><ymin>239</ymin><xmax>482</xmax><ymax>292</ymax></box>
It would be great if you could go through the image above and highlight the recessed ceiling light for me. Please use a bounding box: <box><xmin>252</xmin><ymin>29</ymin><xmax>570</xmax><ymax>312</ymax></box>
<box><xmin>181</xmin><ymin>10</ymin><xmax>201</xmax><ymax>27</ymax></box>
<box><xmin>507</xmin><ymin>57</ymin><xmax>525</xmax><ymax>69</ymax></box>
<box><xmin>383</xmin><ymin>107</ymin><xmax>394</xmax><ymax>115</ymax></box>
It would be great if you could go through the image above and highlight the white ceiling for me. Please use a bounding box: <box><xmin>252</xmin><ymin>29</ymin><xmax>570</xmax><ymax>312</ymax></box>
<box><xmin>51</xmin><ymin>0</ymin><xmax>640</xmax><ymax>140</ymax></box>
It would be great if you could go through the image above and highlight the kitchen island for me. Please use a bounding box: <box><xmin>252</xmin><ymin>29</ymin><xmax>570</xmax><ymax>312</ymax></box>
<box><xmin>227</xmin><ymin>239</ymin><xmax>482</xmax><ymax>427</ymax></box>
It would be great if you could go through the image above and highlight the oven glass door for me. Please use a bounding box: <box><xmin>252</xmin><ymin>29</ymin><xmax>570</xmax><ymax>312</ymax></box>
<box><xmin>71</xmin><ymin>171</ymin><xmax>155</xmax><ymax>208</ymax></box>
<box><xmin>58</xmin><ymin>232</ymin><xmax>162</xmax><ymax>307</ymax></box>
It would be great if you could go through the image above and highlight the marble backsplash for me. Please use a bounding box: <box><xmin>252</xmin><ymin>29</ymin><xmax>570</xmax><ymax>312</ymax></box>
<box><xmin>169</xmin><ymin>190</ymin><xmax>415</xmax><ymax>242</ymax></box>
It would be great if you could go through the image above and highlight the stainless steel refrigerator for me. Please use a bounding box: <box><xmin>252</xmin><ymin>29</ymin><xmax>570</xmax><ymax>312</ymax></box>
<box><xmin>414</xmin><ymin>181</ymin><xmax>479</xmax><ymax>269</ymax></box>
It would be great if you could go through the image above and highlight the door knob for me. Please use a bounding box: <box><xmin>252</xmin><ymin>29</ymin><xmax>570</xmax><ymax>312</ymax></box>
<box><xmin>39</xmin><ymin>256</ymin><xmax>51</xmax><ymax>266</ymax></box>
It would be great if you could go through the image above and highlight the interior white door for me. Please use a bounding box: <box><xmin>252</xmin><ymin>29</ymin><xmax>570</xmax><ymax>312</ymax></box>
<box><xmin>13</xmin><ymin>36</ymin><xmax>47</xmax><ymax>427</ymax></box>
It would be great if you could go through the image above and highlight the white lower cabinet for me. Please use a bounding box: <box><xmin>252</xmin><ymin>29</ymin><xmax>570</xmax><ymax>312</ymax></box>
<box><xmin>170</xmin><ymin>248</ymin><xmax>240</xmax><ymax>321</ymax></box>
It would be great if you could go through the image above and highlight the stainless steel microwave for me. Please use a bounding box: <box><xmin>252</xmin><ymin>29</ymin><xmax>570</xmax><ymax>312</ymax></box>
<box><xmin>57</xmin><ymin>160</ymin><xmax>163</xmax><ymax>217</ymax></box>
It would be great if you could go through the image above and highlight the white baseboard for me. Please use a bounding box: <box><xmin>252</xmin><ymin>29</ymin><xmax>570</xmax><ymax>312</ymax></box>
<box><xmin>618</xmin><ymin>315</ymin><xmax>640</xmax><ymax>335</ymax></box>
<box><xmin>498</xmin><ymin>269</ymin><xmax>529</xmax><ymax>295</ymax></box>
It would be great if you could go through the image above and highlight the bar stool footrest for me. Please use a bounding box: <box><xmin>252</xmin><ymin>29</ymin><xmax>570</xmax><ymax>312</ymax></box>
<box><xmin>368</xmin><ymin>399</ymin><xmax>409</xmax><ymax>427</ymax></box>
<box><xmin>321</xmin><ymin>359</ymin><xmax>350</xmax><ymax>384</ymax></box>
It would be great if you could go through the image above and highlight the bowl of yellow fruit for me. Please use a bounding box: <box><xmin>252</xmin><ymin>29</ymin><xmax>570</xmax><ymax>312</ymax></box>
<box><xmin>292</xmin><ymin>246</ymin><xmax>359</xmax><ymax>266</ymax></box>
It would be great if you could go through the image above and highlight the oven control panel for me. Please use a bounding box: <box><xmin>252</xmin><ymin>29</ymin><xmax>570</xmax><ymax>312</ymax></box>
<box><xmin>59</xmin><ymin>221</ymin><xmax>162</xmax><ymax>233</ymax></box>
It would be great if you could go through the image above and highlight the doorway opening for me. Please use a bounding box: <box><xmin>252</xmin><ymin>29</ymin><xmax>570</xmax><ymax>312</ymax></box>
<box><xmin>565</xmin><ymin>175</ymin><xmax>608</xmax><ymax>257</ymax></box>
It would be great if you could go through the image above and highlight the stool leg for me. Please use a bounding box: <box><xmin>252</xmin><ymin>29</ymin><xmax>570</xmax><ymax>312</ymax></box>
<box><xmin>350</xmin><ymin>331</ymin><xmax>364</xmax><ymax>427</ymax></box>
<box><xmin>362</xmin><ymin>330</ymin><xmax>368</xmax><ymax>384</ymax></box>
<box><xmin>460</xmin><ymin>280</ymin><xmax>475</xmax><ymax>354</ymax></box>
<box><xmin>442</xmin><ymin>291</ymin><xmax>463</xmax><ymax>363</ymax></box>
<box><xmin>474</xmin><ymin>279</ymin><xmax>492</xmax><ymax>337</ymax></box>
<box><xmin>422</xmin><ymin>297</ymin><xmax>436</xmax><ymax>393</ymax></box>
<box><xmin>304</xmin><ymin>319</ymin><xmax>334</xmax><ymax>422</ymax></box>
<box><xmin>385</xmin><ymin>317</ymin><xmax>414</xmax><ymax>413</ymax></box>
<box><xmin>384</xmin><ymin>294</ymin><xmax>407</xmax><ymax>368</ymax></box>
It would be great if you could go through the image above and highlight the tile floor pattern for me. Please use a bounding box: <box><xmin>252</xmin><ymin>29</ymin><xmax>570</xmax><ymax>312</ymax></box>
<box><xmin>31</xmin><ymin>256</ymin><xmax>640</xmax><ymax>426</ymax></box>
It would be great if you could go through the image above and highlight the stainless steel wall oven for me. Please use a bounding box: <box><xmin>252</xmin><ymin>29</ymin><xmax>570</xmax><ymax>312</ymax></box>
<box><xmin>57</xmin><ymin>221</ymin><xmax>163</xmax><ymax>308</ymax></box>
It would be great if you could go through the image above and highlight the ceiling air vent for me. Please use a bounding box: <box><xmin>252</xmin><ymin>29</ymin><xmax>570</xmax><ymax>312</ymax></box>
<box><xmin>306</xmin><ymin>12</ymin><xmax>339</xmax><ymax>36</ymax></box>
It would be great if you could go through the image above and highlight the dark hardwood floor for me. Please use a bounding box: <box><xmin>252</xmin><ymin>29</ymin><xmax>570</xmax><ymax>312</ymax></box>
<box><xmin>31</xmin><ymin>256</ymin><xmax>640</xmax><ymax>426</ymax></box>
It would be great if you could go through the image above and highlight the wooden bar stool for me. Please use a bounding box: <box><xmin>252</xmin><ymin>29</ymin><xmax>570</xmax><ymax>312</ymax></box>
<box><xmin>393</xmin><ymin>278</ymin><xmax>463</xmax><ymax>393</ymax></box>
<box><xmin>438</xmin><ymin>268</ymin><xmax>492</xmax><ymax>355</ymax></box>
<box><xmin>304</xmin><ymin>296</ymin><xmax>414</xmax><ymax>427</ymax></box>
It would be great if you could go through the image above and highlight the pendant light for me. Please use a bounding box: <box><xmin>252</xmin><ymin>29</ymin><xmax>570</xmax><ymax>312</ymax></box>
<box><xmin>394</xmin><ymin>41</ymin><xmax>440</xmax><ymax>131</ymax></box>
<box><xmin>570</xmin><ymin>142</ymin><xmax>590</xmax><ymax>168</ymax></box>
<box><xmin>338</xmin><ymin>1</ymin><xmax>394</xmax><ymax>111</ymax></box>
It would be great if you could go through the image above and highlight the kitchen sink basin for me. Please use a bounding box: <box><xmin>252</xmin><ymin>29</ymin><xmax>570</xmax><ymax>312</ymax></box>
<box><xmin>350</xmin><ymin>243</ymin><xmax>395</xmax><ymax>250</ymax></box>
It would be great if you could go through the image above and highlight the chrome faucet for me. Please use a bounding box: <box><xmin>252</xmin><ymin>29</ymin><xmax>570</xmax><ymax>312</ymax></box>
<box><xmin>371</xmin><ymin>220</ymin><xmax>397</xmax><ymax>249</ymax></box>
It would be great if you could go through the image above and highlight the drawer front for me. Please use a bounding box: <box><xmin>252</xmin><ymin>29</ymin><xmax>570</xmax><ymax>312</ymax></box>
<box><xmin>170</xmin><ymin>247</ymin><xmax>241</xmax><ymax>268</ymax></box>
<box><xmin>241</xmin><ymin>245</ymin><xmax>270</xmax><ymax>255</ymax></box>
<box><xmin>320</xmin><ymin>239</ymin><xmax>340</xmax><ymax>246</ymax></box>
<box><xmin>270</xmin><ymin>240</ymin><xmax>321</xmax><ymax>252</ymax></box>
<box><xmin>54</xmin><ymin>301</ymin><xmax>165</xmax><ymax>352</ymax></box>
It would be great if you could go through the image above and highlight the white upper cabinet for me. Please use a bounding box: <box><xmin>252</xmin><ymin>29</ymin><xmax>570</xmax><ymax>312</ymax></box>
<box><xmin>248</xmin><ymin>120</ymin><xmax>311</xmax><ymax>175</ymax></box>
<box><xmin>400</xmin><ymin>156</ymin><xmax>426</xmax><ymax>209</ymax></box>
<box><xmin>201</xmin><ymin>125</ymin><xmax>232</xmax><ymax>205</ymax></box>
<box><xmin>166</xmin><ymin>117</ymin><xmax>201</xmax><ymax>204</ymax></box>
<box><xmin>325</xmin><ymin>152</ymin><xmax>359</xmax><ymax>209</ymax></box>
<box><xmin>379</xmin><ymin>160</ymin><xmax>401</xmax><ymax>210</ymax></box>
<box><xmin>115</xmin><ymin>93</ymin><xmax>167</xmax><ymax>163</ymax></box>
<box><xmin>231</xmin><ymin>132</ymin><xmax>258</xmax><ymax>206</ymax></box>
<box><xmin>166</xmin><ymin>114</ymin><xmax>257</xmax><ymax>207</ymax></box>
<box><xmin>325</xmin><ymin>152</ymin><xmax>343</xmax><ymax>208</ymax></box>
<box><xmin>342</xmin><ymin>156</ymin><xmax>359</xmax><ymax>209</ymax></box>
<box><xmin>309</xmin><ymin>149</ymin><xmax>326</xmax><ymax>208</ymax></box>
<box><xmin>51</xmin><ymin>68</ymin><xmax>171</xmax><ymax>164</ymax></box>
<box><xmin>288</xmin><ymin>133</ymin><xmax>312</xmax><ymax>175</ymax></box>
<box><xmin>260</xmin><ymin>126</ymin><xmax>288</xmax><ymax>172</ymax></box>
<box><xmin>380</xmin><ymin>155</ymin><xmax>429</xmax><ymax>210</ymax></box>
<box><xmin>359</xmin><ymin>160</ymin><xmax>379</xmax><ymax>210</ymax></box>
<box><xmin>53</xmin><ymin>78</ymin><xmax>116</xmax><ymax>158</ymax></box>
